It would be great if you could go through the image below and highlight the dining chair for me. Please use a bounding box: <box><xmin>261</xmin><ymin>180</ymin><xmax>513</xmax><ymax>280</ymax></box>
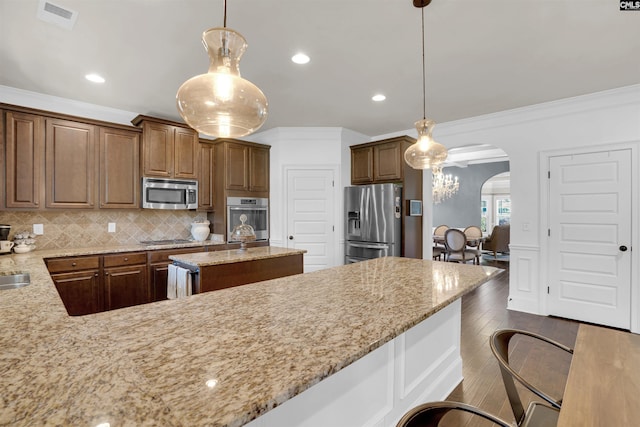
<box><xmin>432</xmin><ymin>246</ymin><xmax>443</xmax><ymax>261</ymax></box>
<box><xmin>443</xmin><ymin>229</ymin><xmax>478</xmax><ymax>264</ymax></box>
<box><xmin>433</xmin><ymin>225</ymin><xmax>448</xmax><ymax>246</ymax></box>
<box><xmin>396</xmin><ymin>399</ymin><xmax>560</xmax><ymax>427</ymax></box>
<box><xmin>490</xmin><ymin>329</ymin><xmax>574</xmax><ymax>426</ymax></box>
<box><xmin>432</xmin><ymin>224</ymin><xmax>449</xmax><ymax>259</ymax></box>
<box><xmin>463</xmin><ymin>225</ymin><xmax>483</xmax><ymax>263</ymax></box>
<box><xmin>396</xmin><ymin>401</ymin><xmax>511</xmax><ymax>427</ymax></box>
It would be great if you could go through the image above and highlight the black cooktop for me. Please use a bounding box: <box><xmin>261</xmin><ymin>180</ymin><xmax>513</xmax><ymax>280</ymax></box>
<box><xmin>139</xmin><ymin>239</ymin><xmax>192</xmax><ymax>245</ymax></box>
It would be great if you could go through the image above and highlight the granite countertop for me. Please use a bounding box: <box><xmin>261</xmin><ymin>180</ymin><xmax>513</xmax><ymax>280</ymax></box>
<box><xmin>5</xmin><ymin>239</ymin><xmax>229</xmax><ymax>260</ymax></box>
<box><xmin>0</xmin><ymin>249</ymin><xmax>503</xmax><ymax>427</ymax></box>
<box><xmin>170</xmin><ymin>246</ymin><xmax>307</xmax><ymax>267</ymax></box>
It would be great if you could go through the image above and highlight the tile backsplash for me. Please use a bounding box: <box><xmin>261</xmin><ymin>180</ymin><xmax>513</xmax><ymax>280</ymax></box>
<box><xmin>0</xmin><ymin>210</ymin><xmax>210</xmax><ymax>250</ymax></box>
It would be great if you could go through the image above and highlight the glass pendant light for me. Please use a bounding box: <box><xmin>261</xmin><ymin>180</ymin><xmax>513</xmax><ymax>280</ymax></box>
<box><xmin>176</xmin><ymin>0</ymin><xmax>267</xmax><ymax>138</ymax></box>
<box><xmin>404</xmin><ymin>0</ymin><xmax>448</xmax><ymax>170</ymax></box>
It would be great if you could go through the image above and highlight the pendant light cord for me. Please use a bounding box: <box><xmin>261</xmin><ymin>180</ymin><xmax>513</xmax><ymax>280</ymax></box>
<box><xmin>421</xmin><ymin>7</ymin><xmax>426</xmax><ymax>120</ymax></box>
<box><xmin>223</xmin><ymin>0</ymin><xmax>227</xmax><ymax>27</ymax></box>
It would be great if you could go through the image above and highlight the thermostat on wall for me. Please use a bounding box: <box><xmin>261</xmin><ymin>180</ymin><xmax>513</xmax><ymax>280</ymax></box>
<box><xmin>407</xmin><ymin>200</ymin><xmax>423</xmax><ymax>216</ymax></box>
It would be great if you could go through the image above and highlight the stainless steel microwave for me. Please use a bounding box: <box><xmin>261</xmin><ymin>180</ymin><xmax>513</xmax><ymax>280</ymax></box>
<box><xmin>142</xmin><ymin>177</ymin><xmax>198</xmax><ymax>210</ymax></box>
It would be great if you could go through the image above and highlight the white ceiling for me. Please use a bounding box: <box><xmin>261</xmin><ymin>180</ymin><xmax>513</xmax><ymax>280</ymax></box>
<box><xmin>1</xmin><ymin>0</ymin><xmax>639</xmax><ymax>139</ymax></box>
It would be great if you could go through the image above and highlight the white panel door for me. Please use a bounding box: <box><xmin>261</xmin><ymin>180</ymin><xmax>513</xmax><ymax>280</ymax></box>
<box><xmin>286</xmin><ymin>168</ymin><xmax>336</xmax><ymax>272</ymax></box>
<box><xmin>548</xmin><ymin>150</ymin><xmax>631</xmax><ymax>329</ymax></box>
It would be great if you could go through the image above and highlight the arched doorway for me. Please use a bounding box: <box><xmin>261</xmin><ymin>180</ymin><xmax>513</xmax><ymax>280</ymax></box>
<box><xmin>431</xmin><ymin>145</ymin><xmax>509</xmax><ymax>231</ymax></box>
<box><xmin>481</xmin><ymin>171</ymin><xmax>511</xmax><ymax>233</ymax></box>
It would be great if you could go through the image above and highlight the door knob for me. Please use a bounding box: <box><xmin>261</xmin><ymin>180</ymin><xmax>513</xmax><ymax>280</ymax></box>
<box><xmin>619</xmin><ymin>245</ymin><xmax>628</xmax><ymax>252</ymax></box>
<box><xmin>289</xmin><ymin>235</ymin><xmax>294</xmax><ymax>240</ymax></box>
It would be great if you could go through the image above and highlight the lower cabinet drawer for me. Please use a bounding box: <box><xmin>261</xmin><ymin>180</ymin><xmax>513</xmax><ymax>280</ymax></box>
<box><xmin>46</xmin><ymin>256</ymin><xmax>100</xmax><ymax>273</ymax></box>
<box><xmin>103</xmin><ymin>252</ymin><xmax>147</xmax><ymax>267</ymax></box>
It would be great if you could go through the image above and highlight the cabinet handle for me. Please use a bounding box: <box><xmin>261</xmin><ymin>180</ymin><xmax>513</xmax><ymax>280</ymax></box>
<box><xmin>105</xmin><ymin>272</ymin><xmax>109</xmax><ymax>276</ymax></box>
<box><xmin>71</xmin><ymin>262</ymin><xmax>77</xmax><ymax>267</ymax></box>
<box><xmin>94</xmin><ymin>273</ymin><xmax>99</xmax><ymax>277</ymax></box>
<box><xmin>124</xmin><ymin>257</ymin><xmax>128</xmax><ymax>261</ymax></box>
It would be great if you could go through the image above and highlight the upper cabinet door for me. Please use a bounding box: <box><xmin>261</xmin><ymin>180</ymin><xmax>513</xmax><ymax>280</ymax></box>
<box><xmin>350</xmin><ymin>146</ymin><xmax>374</xmax><ymax>184</ymax></box>
<box><xmin>198</xmin><ymin>142</ymin><xmax>214</xmax><ymax>211</ymax></box>
<box><xmin>225</xmin><ymin>143</ymin><xmax>249</xmax><ymax>191</ymax></box>
<box><xmin>373</xmin><ymin>141</ymin><xmax>403</xmax><ymax>182</ymax></box>
<box><xmin>99</xmin><ymin>127</ymin><xmax>140</xmax><ymax>209</ymax></box>
<box><xmin>45</xmin><ymin>118</ymin><xmax>97</xmax><ymax>209</ymax></box>
<box><xmin>249</xmin><ymin>147</ymin><xmax>269</xmax><ymax>192</ymax></box>
<box><xmin>136</xmin><ymin>117</ymin><xmax>198</xmax><ymax>179</ymax></box>
<box><xmin>141</xmin><ymin>121</ymin><xmax>173</xmax><ymax>178</ymax></box>
<box><xmin>5</xmin><ymin>111</ymin><xmax>45</xmax><ymax>208</ymax></box>
<box><xmin>173</xmin><ymin>126</ymin><xmax>198</xmax><ymax>179</ymax></box>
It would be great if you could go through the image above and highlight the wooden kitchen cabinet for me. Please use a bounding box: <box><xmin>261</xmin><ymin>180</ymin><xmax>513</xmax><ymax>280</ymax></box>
<box><xmin>211</xmin><ymin>139</ymin><xmax>270</xmax><ymax>237</ymax></box>
<box><xmin>47</xmin><ymin>252</ymin><xmax>148</xmax><ymax>315</ymax></box>
<box><xmin>103</xmin><ymin>252</ymin><xmax>148</xmax><ymax>311</ymax></box>
<box><xmin>0</xmin><ymin>109</ymin><xmax>3</xmax><ymax>210</ymax></box>
<box><xmin>214</xmin><ymin>139</ymin><xmax>270</xmax><ymax>195</ymax></box>
<box><xmin>374</xmin><ymin>140</ymin><xmax>404</xmax><ymax>182</ymax></box>
<box><xmin>350</xmin><ymin>145</ymin><xmax>374</xmax><ymax>184</ymax></box>
<box><xmin>198</xmin><ymin>140</ymin><xmax>214</xmax><ymax>211</ymax></box>
<box><xmin>147</xmin><ymin>247</ymin><xmax>205</xmax><ymax>302</ymax></box>
<box><xmin>350</xmin><ymin>137</ymin><xmax>412</xmax><ymax>184</ymax></box>
<box><xmin>2</xmin><ymin>104</ymin><xmax>156</xmax><ymax>212</ymax></box>
<box><xmin>4</xmin><ymin>110</ymin><xmax>45</xmax><ymax>208</ymax></box>
<box><xmin>99</xmin><ymin>127</ymin><xmax>140</xmax><ymax>209</ymax></box>
<box><xmin>47</xmin><ymin>255</ymin><xmax>102</xmax><ymax>316</ymax></box>
<box><xmin>249</xmin><ymin>144</ymin><xmax>270</xmax><ymax>193</ymax></box>
<box><xmin>132</xmin><ymin>115</ymin><xmax>198</xmax><ymax>179</ymax></box>
<box><xmin>45</xmin><ymin>118</ymin><xmax>97</xmax><ymax>208</ymax></box>
<box><xmin>51</xmin><ymin>270</ymin><xmax>102</xmax><ymax>316</ymax></box>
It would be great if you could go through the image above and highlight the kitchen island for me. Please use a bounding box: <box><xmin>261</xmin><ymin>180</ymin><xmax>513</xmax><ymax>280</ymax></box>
<box><xmin>170</xmin><ymin>246</ymin><xmax>305</xmax><ymax>293</ymax></box>
<box><xmin>0</xmin><ymin>253</ymin><xmax>502</xmax><ymax>426</ymax></box>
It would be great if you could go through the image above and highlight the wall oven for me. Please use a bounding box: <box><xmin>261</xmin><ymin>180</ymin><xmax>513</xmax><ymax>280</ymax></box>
<box><xmin>227</xmin><ymin>197</ymin><xmax>269</xmax><ymax>242</ymax></box>
<box><xmin>142</xmin><ymin>177</ymin><xmax>198</xmax><ymax>210</ymax></box>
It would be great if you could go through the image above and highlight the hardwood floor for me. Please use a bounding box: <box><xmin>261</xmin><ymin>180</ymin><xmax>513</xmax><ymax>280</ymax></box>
<box><xmin>442</xmin><ymin>259</ymin><xmax>580</xmax><ymax>426</ymax></box>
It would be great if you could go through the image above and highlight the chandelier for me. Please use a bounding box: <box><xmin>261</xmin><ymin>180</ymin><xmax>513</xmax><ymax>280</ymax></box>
<box><xmin>176</xmin><ymin>0</ymin><xmax>268</xmax><ymax>138</ymax></box>
<box><xmin>432</xmin><ymin>166</ymin><xmax>459</xmax><ymax>204</ymax></box>
<box><xmin>404</xmin><ymin>0</ymin><xmax>448</xmax><ymax>170</ymax></box>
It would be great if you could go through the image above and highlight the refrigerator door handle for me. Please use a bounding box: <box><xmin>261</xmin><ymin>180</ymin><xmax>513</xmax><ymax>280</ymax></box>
<box><xmin>348</xmin><ymin>242</ymin><xmax>390</xmax><ymax>250</ymax></box>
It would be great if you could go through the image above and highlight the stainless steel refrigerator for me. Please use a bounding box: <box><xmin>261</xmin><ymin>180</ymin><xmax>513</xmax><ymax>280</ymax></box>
<box><xmin>344</xmin><ymin>183</ymin><xmax>402</xmax><ymax>263</ymax></box>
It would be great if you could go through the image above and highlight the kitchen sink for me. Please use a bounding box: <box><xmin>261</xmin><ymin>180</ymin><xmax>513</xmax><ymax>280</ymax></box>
<box><xmin>0</xmin><ymin>273</ymin><xmax>31</xmax><ymax>290</ymax></box>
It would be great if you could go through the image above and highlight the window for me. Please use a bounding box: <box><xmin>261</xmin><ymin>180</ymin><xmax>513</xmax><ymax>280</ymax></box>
<box><xmin>495</xmin><ymin>197</ymin><xmax>511</xmax><ymax>226</ymax></box>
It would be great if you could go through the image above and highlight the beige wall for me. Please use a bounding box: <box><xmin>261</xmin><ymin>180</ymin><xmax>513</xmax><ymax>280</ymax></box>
<box><xmin>0</xmin><ymin>210</ymin><xmax>208</xmax><ymax>250</ymax></box>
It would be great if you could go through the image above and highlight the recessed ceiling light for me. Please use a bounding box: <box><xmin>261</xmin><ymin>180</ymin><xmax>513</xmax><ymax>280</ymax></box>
<box><xmin>291</xmin><ymin>53</ymin><xmax>310</xmax><ymax>65</ymax></box>
<box><xmin>85</xmin><ymin>73</ymin><xmax>105</xmax><ymax>83</ymax></box>
<box><xmin>372</xmin><ymin>94</ymin><xmax>386</xmax><ymax>102</ymax></box>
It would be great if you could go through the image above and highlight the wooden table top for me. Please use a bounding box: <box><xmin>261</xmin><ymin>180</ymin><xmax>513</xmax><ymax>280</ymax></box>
<box><xmin>558</xmin><ymin>324</ymin><xmax>640</xmax><ymax>426</ymax></box>
<box><xmin>432</xmin><ymin>235</ymin><xmax>485</xmax><ymax>245</ymax></box>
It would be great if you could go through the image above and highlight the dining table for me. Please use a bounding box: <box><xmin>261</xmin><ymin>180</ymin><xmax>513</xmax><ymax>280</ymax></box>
<box><xmin>432</xmin><ymin>234</ymin><xmax>485</xmax><ymax>247</ymax></box>
<box><xmin>557</xmin><ymin>323</ymin><xmax>640</xmax><ymax>426</ymax></box>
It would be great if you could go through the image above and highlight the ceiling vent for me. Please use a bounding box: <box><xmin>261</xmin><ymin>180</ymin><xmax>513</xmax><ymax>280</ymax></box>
<box><xmin>37</xmin><ymin>0</ymin><xmax>78</xmax><ymax>30</ymax></box>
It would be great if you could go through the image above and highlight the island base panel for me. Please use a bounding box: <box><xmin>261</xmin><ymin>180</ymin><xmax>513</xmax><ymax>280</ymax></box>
<box><xmin>195</xmin><ymin>254</ymin><xmax>303</xmax><ymax>293</ymax></box>
<box><xmin>246</xmin><ymin>300</ymin><xmax>463</xmax><ymax>427</ymax></box>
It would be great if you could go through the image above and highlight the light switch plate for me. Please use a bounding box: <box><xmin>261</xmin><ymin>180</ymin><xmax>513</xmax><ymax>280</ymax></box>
<box><xmin>108</xmin><ymin>223</ymin><xmax>116</xmax><ymax>233</ymax></box>
<box><xmin>33</xmin><ymin>224</ymin><xmax>44</xmax><ymax>235</ymax></box>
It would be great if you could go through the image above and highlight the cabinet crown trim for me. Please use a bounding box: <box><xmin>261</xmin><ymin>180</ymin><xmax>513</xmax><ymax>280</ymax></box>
<box><xmin>131</xmin><ymin>114</ymin><xmax>192</xmax><ymax>129</ymax></box>
<box><xmin>349</xmin><ymin>135</ymin><xmax>416</xmax><ymax>149</ymax></box>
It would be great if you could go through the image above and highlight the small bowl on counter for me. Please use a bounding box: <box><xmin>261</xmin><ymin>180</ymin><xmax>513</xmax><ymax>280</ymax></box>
<box><xmin>13</xmin><ymin>244</ymin><xmax>34</xmax><ymax>254</ymax></box>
